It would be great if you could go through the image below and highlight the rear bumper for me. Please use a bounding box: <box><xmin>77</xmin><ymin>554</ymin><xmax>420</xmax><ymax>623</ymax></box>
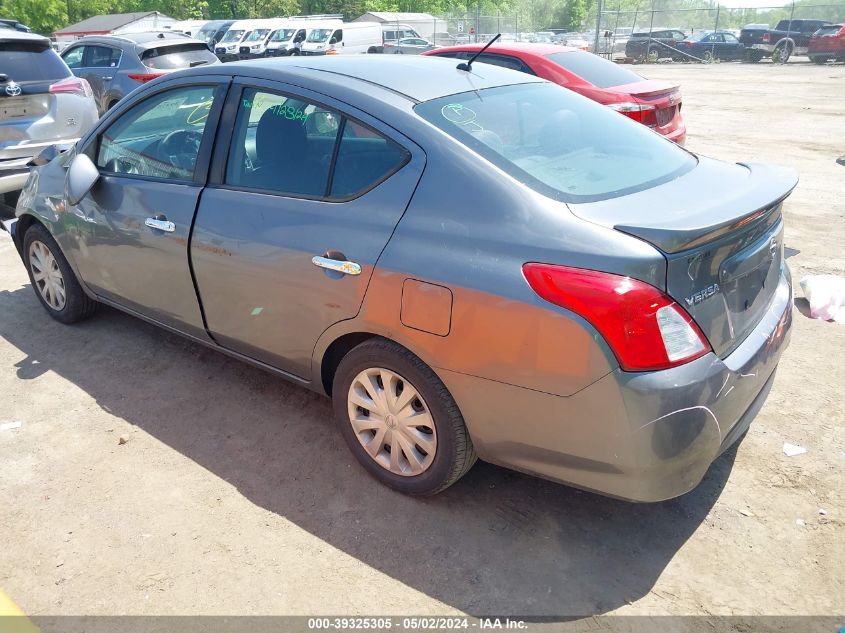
<box><xmin>441</xmin><ymin>269</ymin><xmax>793</xmax><ymax>502</ymax></box>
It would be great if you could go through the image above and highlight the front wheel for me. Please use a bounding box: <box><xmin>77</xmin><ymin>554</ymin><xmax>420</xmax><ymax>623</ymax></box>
<box><xmin>702</xmin><ymin>49</ymin><xmax>714</xmax><ymax>63</ymax></box>
<box><xmin>23</xmin><ymin>223</ymin><xmax>97</xmax><ymax>324</ymax></box>
<box><xmin>332</xmin><ymin>338</ymin><xmax>477</xmax><ymax>495</ymax></box>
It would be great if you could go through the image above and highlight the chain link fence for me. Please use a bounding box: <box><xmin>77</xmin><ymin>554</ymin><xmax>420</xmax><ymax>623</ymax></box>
<box><xmin>433</xmin><ymin>12</ymin><xmax>521</xmax><ymax>45</ymax></box>
<box><xmin>589</xmin><ymin>3</ymin><xmax>844</xmax><ymax>62</ymax></box>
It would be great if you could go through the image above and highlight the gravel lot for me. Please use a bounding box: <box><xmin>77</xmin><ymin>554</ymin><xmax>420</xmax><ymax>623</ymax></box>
<box><xmin>1</xmin><ymin>61</ymin><xmax>843</xmax><ymax>620</ymax></box>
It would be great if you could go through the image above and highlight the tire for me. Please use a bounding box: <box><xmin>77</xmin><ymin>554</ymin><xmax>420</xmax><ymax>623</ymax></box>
<box><xmin>645</xmin><ymin>44</ymin><xmax>658</xmax><ymax>63</ymax></box>
<box><xmin>773</xmin><ymin>42</ymin><xmax>792</xmax><ymax>63</ymax></box>
<box><xmin>23</xmin><ymin>223</ymin><xmax>97</xmax><ymax>324</ymax></box>
<box><xmin>703</xmin><ymin>49</ymin><xmax>714</xmax><ymax>63</ymax></box>
<box><xmin>332</xmin><ymin>338</ymin><xmax>477</xmax><ymax>495</ymax></box>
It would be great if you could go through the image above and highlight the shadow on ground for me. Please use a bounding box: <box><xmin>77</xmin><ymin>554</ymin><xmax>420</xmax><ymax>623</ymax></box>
<box><xmin>0</xmin><ymin>285</ymin><xmax>738</xmax><ymax>617</ymax></box>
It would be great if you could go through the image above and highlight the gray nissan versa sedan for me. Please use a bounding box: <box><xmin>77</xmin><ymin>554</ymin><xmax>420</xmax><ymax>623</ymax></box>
<box><xmin>2</xmin><ymin>56</ymin><xmax>796</xmax><ymax>501</ymax></box>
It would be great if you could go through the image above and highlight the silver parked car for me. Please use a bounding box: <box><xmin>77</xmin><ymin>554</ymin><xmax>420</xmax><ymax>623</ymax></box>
<box><xmin>0</xmin><ymin>31</ymin><xmax>97</xmax><ymax>204</ymax></box>
<box><xmin>3</xmin><ymin>56</ymin><xmax>796</xmax><ymax>501</ymax></box>
<box><xmin>60</xmin><ymin>32</ymin><xmax>218</xmax><ymax>115</ymax></box>
<box><xmin>383</xmin><ymin>37</ymin><xmax>437</xmax><ymax>54</ymax></box>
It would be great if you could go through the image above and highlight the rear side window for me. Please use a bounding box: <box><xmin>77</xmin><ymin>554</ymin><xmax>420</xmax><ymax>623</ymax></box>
<box><xmin>415</xmin><ymin>82</ymin><xmax>695</xmax><ymax>203</ymax></box>
<box><xmin>815</xmin><ymin>25</ymin><xmax>841</xmax><ymax>35</ymax></box>
<box><xmin>546</xmin><ymin>51</ymin><xmax>643</xmax><ymax>88</ymax></box>
<box><xmin>87</xmin><ymin>45</ymin><xmax>121</xmax><ymax>67</ymax></box>
<box><xmin>0</xmin><ymin>41</ymin><xmax>71</xmax><ymax>82</ymax></box>
<box><xmin>141</xmin><ymin>43</ymin><xmax>217</xmax><ymax>70</ymax></box>
<box><xmin>331</xmin><ymin>122</ymin><xmax>409</xmax><ymax>198</ymax></box>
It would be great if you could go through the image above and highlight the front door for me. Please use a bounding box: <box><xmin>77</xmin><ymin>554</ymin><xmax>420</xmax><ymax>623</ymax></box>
<box><xmin>71</xmin><ymin>81</ymin><xmax>228</xmax><ymax>338</ymax></box>
<box><xmin>190</xmin><ymin>81</ymin><xmax>425</xmax><ymax>378</ymax></box>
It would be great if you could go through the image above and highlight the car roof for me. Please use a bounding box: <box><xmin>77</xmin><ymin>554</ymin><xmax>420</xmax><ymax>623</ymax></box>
<box><xmin>429</xmin><ymin>42</ymin><xmax>580</xmax><ymax>57</ymax></box>
<box><xmin>194</xmin><ymin>55</ymin><xmax>544</xmax><ymax>102</ymax></box>
<box><xmin>72</xmin><ymin>32</ymin><xmax>201</xmax><ymax>49</ymax></box>
<box><xmin>0</xmin><ymin>30</ymin><xmax>48</xmax><ymax>44</ymax></box>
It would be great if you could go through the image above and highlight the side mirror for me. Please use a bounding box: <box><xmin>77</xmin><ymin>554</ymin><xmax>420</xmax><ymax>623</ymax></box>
<box><xmin>66</xmin><ymin>153</ymin><xmax>100</xmax><ymax>206</ymax></box>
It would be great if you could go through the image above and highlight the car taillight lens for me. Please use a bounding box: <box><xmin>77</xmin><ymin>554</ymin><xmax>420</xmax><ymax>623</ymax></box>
<box><xmin>762</xmin><ymin>33</ymin><xmax>770</xmax><ymax>42</ymax></box>
<box><xmin>128</xmin><ymin>72</ymin><xmax>166</xmax><ymax>83</ymax></box>
<box><xmin>522</xmin><ymin>263</ymin><xmax>711</xmax><ymax>372</ymax></box>
<box><xmin>606</xmin><ymin>101</ymin><xmax>657</xmax><ymax>127</ymax></box>
<box><xmin>49</xmin><ymin>76</ymin><xmax>93</xmax><ymax>98</ymax></box>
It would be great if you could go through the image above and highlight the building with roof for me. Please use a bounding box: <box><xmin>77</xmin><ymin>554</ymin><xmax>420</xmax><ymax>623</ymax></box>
<box><xmin>53</xmin><ymin>12</ymin><xmax>175</xmax><ymax>46</ymax></box>
<box><xmin>353</xmin><ymin>12</ymin><xmax>447</xmax><ymax>39</ymax></box>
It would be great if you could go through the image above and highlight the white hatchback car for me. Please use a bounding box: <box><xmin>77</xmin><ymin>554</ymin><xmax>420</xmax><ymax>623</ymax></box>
<box><xmin>0</xmin><ymin>31</ymin><xmax>97</xmax><ymax>205</ymax></box>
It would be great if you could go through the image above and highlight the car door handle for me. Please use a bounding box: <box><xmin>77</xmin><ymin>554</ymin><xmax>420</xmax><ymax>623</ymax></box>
<box><xmin>311</xmin><ymin>255</ymin><xmax>361</xmax><ymax>276</ymax></box>
<box><xmin>145</xmin><ymin>217</ymin><xmax>175</xmax><ymax>232</ymax></box>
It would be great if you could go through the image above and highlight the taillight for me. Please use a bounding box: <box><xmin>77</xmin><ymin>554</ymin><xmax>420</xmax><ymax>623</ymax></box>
<box><xmin>762</xmin><ymin>33</ymin><xmax>770</xmax><ymax>42</ymax></box>
<box><xmin>128</xmin><ymin>72</ymin><xmax>166</xmax><ymax>83</ymax></box>
<box><xmin>522</xmin><ymin>263</ymin><xmax>711</xmax><ymax>372</ymax></box>
<box><xmin>606</xmin><ymin>101</ymin><xmax>657</xmax><ymax>127</ymax></box>
<box><xmin>839</xmin><ymin>26</ymin><xmax>845</xmax><ymax>37</ymax></box>
<box><xmin>49</xmin><ymin>76</ymin><xmax>93</xmax><ymax>98</ymax></box>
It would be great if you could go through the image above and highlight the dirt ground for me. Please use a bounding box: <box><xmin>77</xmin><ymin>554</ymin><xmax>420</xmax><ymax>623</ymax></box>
<box><xmin>0</xmin><ymin>61</ymin><xmax>843</xmax><ymax>620</ymax></box>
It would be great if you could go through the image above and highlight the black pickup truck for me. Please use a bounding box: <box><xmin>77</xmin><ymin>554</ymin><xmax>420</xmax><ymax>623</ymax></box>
<box><xmin>740</xmin><ymin>19</ymin><xmax>832</xmax><ymax>62</ymax></box>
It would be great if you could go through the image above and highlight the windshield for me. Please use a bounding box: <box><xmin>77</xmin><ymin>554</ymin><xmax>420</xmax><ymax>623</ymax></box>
<box><xmin>307</xmin><ymin>28</ymin><xmax>332</xmax><ymax>43</ymax></box>
<box><xmin>245</xmin><ymin>29</ymin><xmax>269</xmax><ymax>42</ymax></box>
<box><xmin>415</xmin><ymin>83</ymin><xmax>696</xmax><ymax>203</ymax></box>
<box><xmin>196</xmin><ymin>27</ymin><xmax>216</xmax><ymax>40</ymax></box>
<box><xmin>546</xmin><ymin>51</ymin><xmax>645</xmax><ymax>88</ymax></box>
<box><xmin>220</xmin><ymin>29</ymin><xmax>245</xmax><ymax>43</ymax></box>
<box><xmin>271</xmin><ymin>28</ymin><xmax>296</xmax><ymax>41</ymax></box>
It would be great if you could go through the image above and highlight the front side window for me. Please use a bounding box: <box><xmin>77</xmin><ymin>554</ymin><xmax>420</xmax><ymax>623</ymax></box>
<box><xmin>415</xmin><ymin>83</ymin><xmax>695</xmax><ymax>203</ymax></box>
<box><xmin>62</xmin><ymin>46</ymin><xmax>84</xmax><ymax>69</ymax></box>
<box><xmin>97</xmin><ymin>86</ymin><xmax>215</xmax><ymax>181</ymax></box>
<box><xmin>226</xmin><ymin>88</ymin><xmax>409</xmax><ymax>199</ymax></box>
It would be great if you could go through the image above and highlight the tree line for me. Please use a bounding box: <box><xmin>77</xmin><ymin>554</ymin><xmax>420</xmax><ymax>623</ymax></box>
<box><xmin>0</xmin><ymin>0</ymin><xmax>842</xmax><ymax>40</ymax></box>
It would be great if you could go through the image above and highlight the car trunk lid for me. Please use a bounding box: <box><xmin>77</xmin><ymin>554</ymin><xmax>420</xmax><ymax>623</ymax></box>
<box><xmin>610</xmin><ymin>80</ymin><xmax>681</xmax><ymax>130</ymax></box>
<box><xmin>567</xmin><ymin>157</ymin><xmax>798</xmax><ymax>357</ymax></box>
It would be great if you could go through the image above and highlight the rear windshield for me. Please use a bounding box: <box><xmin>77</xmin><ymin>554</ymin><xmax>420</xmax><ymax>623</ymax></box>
<box><xmin>815</xmin><ymin>25</ymin><xmax>842</xmax><ymax>35</ymax></box>
<box><xmin>415</xmin><ymin>83</ymin><xmax>696</xmax><ymax>203</ymax></box>
<box><xmin>141</xmin><ymin>43</ymin><xmax>217</xmax><ymax>69</ymax></box>
<box><xmin>546</xmin><ymin>51</ymin><xmax>644</xmax><ymax>88</ymax></box>
<box><xmin>0</xmin><ymin>41</ymin><xmax>71</xmax><ymax>82</ymax></box>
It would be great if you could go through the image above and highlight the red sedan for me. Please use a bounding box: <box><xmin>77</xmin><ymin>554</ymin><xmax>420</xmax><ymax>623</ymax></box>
<box><xmin>422</xmin><ymin>43</ymin><xmax>686</xmax><ymax>144</ymax></box>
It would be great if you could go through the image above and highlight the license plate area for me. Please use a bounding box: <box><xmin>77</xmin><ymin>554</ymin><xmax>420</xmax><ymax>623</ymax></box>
<box><xmin>656</xmin><ymin>105</ymin><xmax>676</xmax><ymax>127</ymax></box>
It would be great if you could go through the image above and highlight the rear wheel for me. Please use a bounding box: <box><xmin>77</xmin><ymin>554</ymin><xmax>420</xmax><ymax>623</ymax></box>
<box><xmin>332</xmin><ymin>338</ymin><xmax>477</xmax><ymax>495</ymax></box>
<box><xmin>23</xmin><ymin>224</ymin><xmax>97</xmax><ymax>324</ymax></box>
<box><xmin>772</xmin><ymin>42</ymin><xmax>792</xmax><ymax>63</ymax></box>
<box><xmin>645</xmin><ymin>44</ymin><xmax>659</xmax><ymax>63</ymax></box>
<box><xmin>702</xmin><ymin>49</ymin><xmax>715</xmax><ymax>63</ymax></box>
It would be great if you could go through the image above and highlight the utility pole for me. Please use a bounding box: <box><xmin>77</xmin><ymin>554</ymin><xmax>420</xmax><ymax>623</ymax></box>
<box><xmin>593</xmin><ymin>0</ymin><xmax>603</xmax><ymax>53</ymax></box>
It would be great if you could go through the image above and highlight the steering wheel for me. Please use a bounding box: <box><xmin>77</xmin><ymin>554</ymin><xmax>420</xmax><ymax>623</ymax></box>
<box><xmin>160</xmin><ymin>129</ymin><xmax>203</xmax><ymax>170</ymax></box>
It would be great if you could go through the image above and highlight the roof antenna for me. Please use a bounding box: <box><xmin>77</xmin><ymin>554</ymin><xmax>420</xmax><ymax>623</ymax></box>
<box><xmin>457</xmin><ymin>33</ymin><xmax>501</xmax><ymax>72</ymax></box>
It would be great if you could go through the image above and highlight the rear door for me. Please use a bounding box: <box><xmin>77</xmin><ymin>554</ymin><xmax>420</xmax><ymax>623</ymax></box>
<box><xmin>75</xmin><ymin>44</ymin><xmax>121</xmax><ymax>112</ymax></box>
<box><xmin>190</xmin><ymin>80</ymin><xmax>425</xmax><ymax>378</ymax></box>
<box><xmin>70</xmin><ymin>78</ymin><xmax>228</xmax><ymax>338</ymax></box>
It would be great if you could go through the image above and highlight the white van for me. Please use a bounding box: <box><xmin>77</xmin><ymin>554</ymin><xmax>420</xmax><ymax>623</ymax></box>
<box><xmin>301</xmin><ymin>21</ymin><xmax>382</xmax><ymax>55</ymax></box>
<box><xmin>265</xmin><ymin>19</ymin><xmax>341</xmax><ymax>56</ymax></box>
<box><xmin>238</xmin><ymin>18</ymin><xmax>288</xmax><ymax>58</ymax></box>
<box><xmin>169</xmin><ymin>20</ymin><xmax>209</xmax><ymax>38</ymax></box>
<box><xmin>214</xmin><ymin>19</ymin><xmax>276</xmax><ymax>61</ymax></box>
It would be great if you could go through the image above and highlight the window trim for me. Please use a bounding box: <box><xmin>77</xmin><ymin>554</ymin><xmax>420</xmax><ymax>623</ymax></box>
<box><xmin>90</xmin><ymin>81</ymin><xmax>229</xmax><ymax>187</ymax></box>
<box><xmin>210</xmin><ymin>81</ymin><xmax>412</xmax><ymax>204</ymax></box>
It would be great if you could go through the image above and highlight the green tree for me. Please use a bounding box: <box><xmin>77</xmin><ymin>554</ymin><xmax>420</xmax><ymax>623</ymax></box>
<box><xmin>0</xmin><ymin>0</ymin><xmax>68</xmax><ymax>34</ymax></box>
